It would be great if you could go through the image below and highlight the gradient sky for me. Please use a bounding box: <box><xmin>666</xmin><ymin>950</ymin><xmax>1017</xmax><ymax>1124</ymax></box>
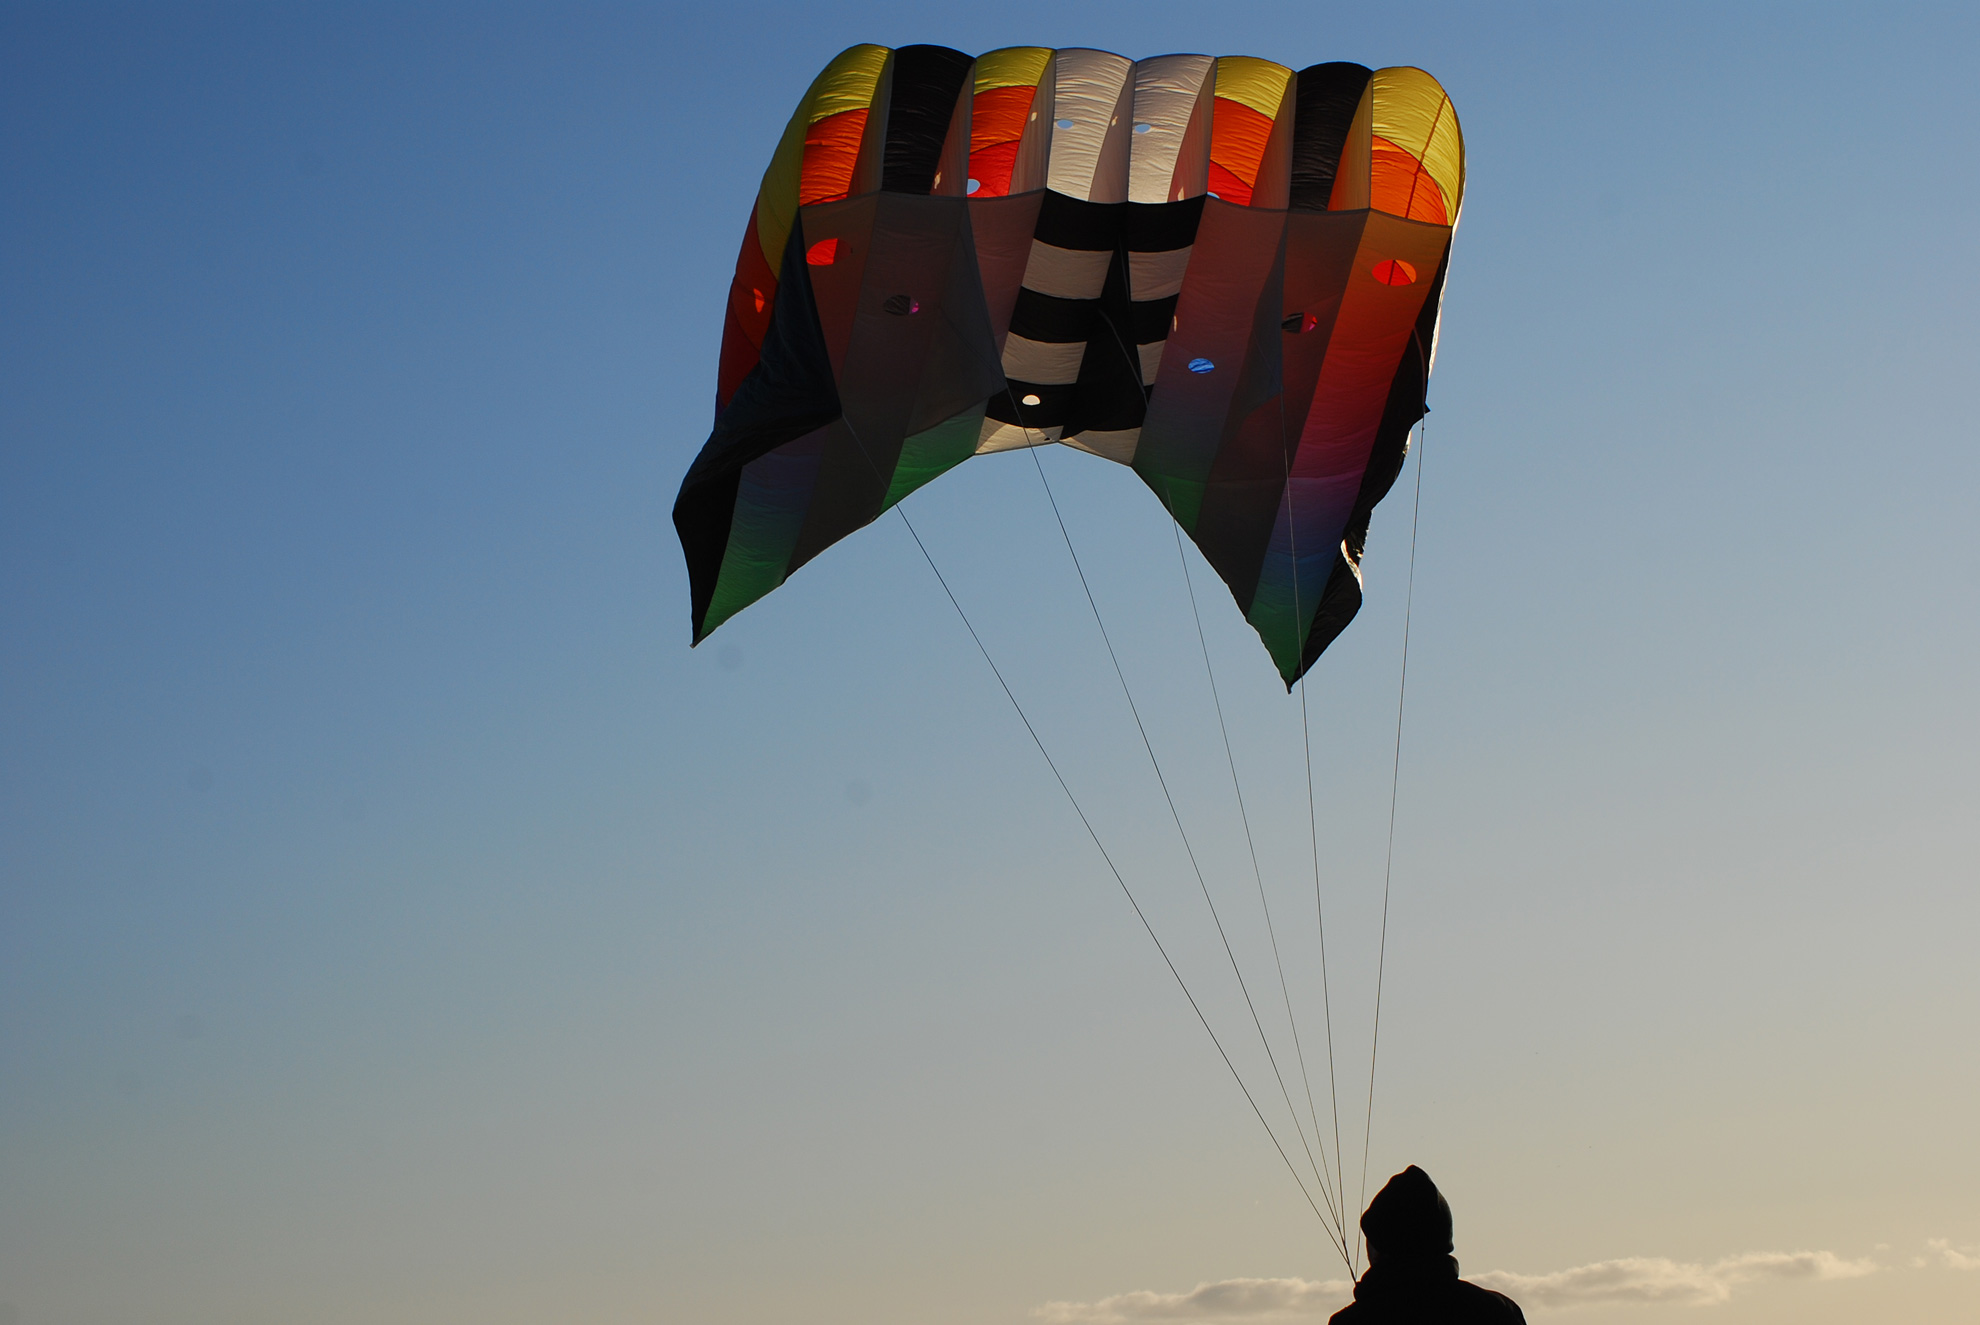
<box><xmin>3</xmin><ymin>4</ymin><xmax>1977</xmax><ymax>1325</ymax></box>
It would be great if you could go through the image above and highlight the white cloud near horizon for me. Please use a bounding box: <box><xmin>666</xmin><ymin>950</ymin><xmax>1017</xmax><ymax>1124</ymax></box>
<box><xmin>1929</xmin><ymin>1239</ymin><xmax>1980</xmax><ymax>1271</ymax></box>
<box><xmin>1471</xmin><ymin>1250</ymin><xmax>1876</xmax><ymax>1309</ymax></box>
<box><xmin>1034</xmin><ymin>1277</ymin><xmax>1352</xmax><ymax>1324</ymax></box>
<box><xmin>1035</xmin><ymin>1250</ymin><xmax>1879</xmax><ymax>1321</ymax></box>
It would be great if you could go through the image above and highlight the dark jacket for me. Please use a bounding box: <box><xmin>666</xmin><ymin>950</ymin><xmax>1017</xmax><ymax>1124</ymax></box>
<box><xmin>1333</xmin><ymin>1166</ymin><xmax>1525</xmax><ymax>1324</ymax></box>
<box><xmin>1328</xmin><ymin>1254</ymin><xmax>1525</xmax><ymax>1324</ymax></box>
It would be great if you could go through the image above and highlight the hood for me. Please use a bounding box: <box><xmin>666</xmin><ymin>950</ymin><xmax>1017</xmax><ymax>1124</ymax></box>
<box><xmin>1360</xmin><ymin>1165</ymin><xmax>1454</xmax><ymax>1258</ymax></box>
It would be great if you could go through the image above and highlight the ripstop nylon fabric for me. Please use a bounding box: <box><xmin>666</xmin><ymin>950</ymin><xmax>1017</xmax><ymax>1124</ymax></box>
<box><xmin>677</xmin><ymin>45</ymin><xmax>1463</xmax><ymax>685</ymax></box>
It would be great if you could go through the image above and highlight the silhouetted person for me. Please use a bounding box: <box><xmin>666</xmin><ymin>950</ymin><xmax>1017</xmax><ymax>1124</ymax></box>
<box><xmin>1329</xmin><ymin>1166</ymin><xmax>1525</xmax><ymax>1324</ymax></box>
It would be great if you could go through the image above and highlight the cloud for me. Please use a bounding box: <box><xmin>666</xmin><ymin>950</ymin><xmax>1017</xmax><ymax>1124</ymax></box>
<box><xmin>1036</xmin><ymin>1251</ymin><xmax>1877</xmax><ymax>1321</ymax></box>
<box><xmin>1929</xmin><ymin>1239</ymin><xmax>1980</xmax><ymax>1271</ymax></box>
<box><xmin>1034</xmin><ymin>1277</ymin><xmax>1351</xmax><ymax>1323</ymax></box>
<box><xmin>1470</xmin><ymin>1250</ymin><xmax>1876</xmax><ymax>1309</ymax></box>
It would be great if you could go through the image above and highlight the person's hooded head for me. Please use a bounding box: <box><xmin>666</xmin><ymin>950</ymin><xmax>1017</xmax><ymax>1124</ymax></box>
<box><xmin>1360</xmin><ymin>1165</ymin><xmax>1454</xmax><ymax>1261</ymax></box>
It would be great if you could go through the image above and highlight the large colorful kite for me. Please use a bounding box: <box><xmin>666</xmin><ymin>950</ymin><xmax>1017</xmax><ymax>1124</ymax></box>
<box><xmin>675</xmin><ymin>46</ymin><xmax>1463</xmax><ymax>684</ymax></box>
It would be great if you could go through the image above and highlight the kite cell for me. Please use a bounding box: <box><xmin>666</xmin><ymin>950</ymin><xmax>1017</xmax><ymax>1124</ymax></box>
<box><xmin>674</xmin><ymin>46</ymin><xmax>1464</xmax><ymax>685</ymax></box>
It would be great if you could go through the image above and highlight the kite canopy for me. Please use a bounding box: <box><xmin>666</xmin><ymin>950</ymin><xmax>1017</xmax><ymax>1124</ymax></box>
<box><xmin>675</xmin><ymin>46</ymin><xmax>1463</xmax><ymax>685</ymax></box>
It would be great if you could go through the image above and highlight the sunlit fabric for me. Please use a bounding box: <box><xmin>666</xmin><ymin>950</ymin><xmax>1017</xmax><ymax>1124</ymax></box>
<box><xmin>676</xmin><ymin>45</ymin><xmax>1465</xmax><ymax>685</ymax></box>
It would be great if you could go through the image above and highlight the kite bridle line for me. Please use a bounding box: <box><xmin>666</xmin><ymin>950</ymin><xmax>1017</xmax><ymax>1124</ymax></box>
<box><xmin>1351</xmin><ymin>317</ymin><xmax>1438</xmax><ymax>1272</ymax></box>
<box><xmin>1353</xmin><ymin>406</ymin><xmax>1427</xmax><ymax>1277</ymax></box>
<box><xmin>1006</xmin><ymin>371</ymin><xmax>1355</xmax><ymax>1265</ymax></box>
<box><xmin>831</xmin><ymin>409</ymin><xmax>1353</xmax><ymax>1260</ymax></box>
<box><xmin>1050</xmin><ymin>266</ymin><xmax>1359</xmax><ymax>1263</ymax></box>
<box><xmin>1273</xmin><ymin>293</ymin><xmax>1355</xmax><ymax>1248</ymax></box>
<box><xmin>1173</xmin><ymin>515</ymin><xmax>1351</xmax><ymax>1251</ymax></box>
<box><xmin>1061</xmin><ymin>242</ymin><xmax>1370</xmax><ymax>1267</ymax></box>
<box><xmin>1026</xmin><ymin>435</ymin><xmax>1352</xmax><ymax>1266</ymax></box>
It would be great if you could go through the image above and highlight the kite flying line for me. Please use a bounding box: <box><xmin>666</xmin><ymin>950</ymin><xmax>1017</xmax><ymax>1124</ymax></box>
<box><xmin>1029</xmin><ymin>440</ymin><xmax>1351</xmax><ymax>1257</ymax></box>
<box><xmin>1355</xmin><ymin>413</ymin><xmax>1428</xmax><ymax>1272</ymax></box>
<box><xmin>834</xmin><ymin>412</ymin><xmax>1353</xmax><ymax>1256</ymax></box>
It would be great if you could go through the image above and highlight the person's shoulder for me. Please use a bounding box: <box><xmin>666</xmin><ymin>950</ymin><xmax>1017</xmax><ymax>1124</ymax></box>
<box><xmin>1325</xmin><ymin>1301</ymin><xmax>1365</xmax><ymax>1324</ymax></box>
<box><xmin>1455</xmin><ymin>1279</ymin><xmax>1526</xmax><ymax>1323</ymax></box>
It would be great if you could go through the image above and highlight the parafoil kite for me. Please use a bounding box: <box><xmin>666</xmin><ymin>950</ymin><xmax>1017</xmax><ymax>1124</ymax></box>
<box><xmin>675</xmin><ymin>46</ymin><xmax>1463</xmax><ymax>685</ymax></box>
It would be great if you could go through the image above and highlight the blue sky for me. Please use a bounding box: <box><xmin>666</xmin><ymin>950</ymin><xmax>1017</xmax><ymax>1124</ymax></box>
<box><xmin>3</xmin><ymin>4</ymin><xmax>1977</xmax><ymax>1324</ymax></box>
